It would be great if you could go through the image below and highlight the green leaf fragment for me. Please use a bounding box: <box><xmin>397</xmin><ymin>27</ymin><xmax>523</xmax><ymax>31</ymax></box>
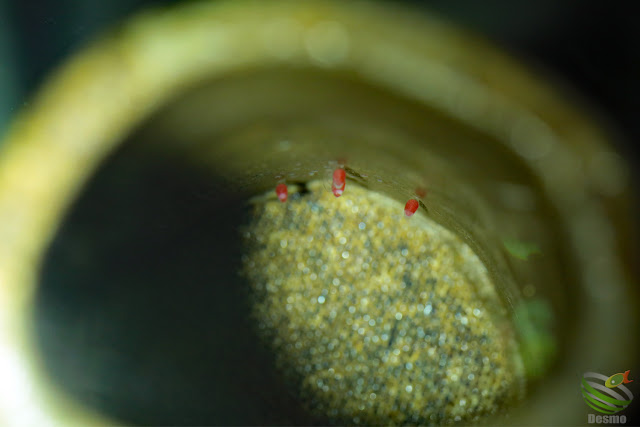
<box><xmin>503</xmin><ymin>238</ymin><xmax>541</xmax><ymax>260</ymax></box>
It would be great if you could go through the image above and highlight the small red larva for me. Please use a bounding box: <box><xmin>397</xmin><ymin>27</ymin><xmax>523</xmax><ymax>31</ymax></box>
<box><xmin>275</xmin><ymin>183</ymin><xmax>288</xmax><ymax>203</ymax></box>
<box><xmin>332</xmin><ymin>168</ymin><xmax>346</xmax><ymax>197</ymax></box>
<box><xmin>404</xmin><ymin>198</ymin><xmax>419</xmax><ymax>217</ymax></box>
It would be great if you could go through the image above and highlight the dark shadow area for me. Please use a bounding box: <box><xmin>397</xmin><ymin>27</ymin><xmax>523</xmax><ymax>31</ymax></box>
<box><xmin>33</xmin><ymin>142</ymin><xmax>317</xmax><ymax>425</ymax></box>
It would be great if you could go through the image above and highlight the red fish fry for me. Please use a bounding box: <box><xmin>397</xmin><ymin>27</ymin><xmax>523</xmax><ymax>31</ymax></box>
<box><xmin>332</xmin><ymin>168</ymin><xmax>346</xmax><ymax>197</ymax></box>
<box><xmin>404</xmin><ymin>198</ymin><xmax>419</xmax><ymax>217</ymax></box>
<box><xmin>275</xmin><ymin>183</ymin><xmax>288</xmax><ymax>202</ymax></box>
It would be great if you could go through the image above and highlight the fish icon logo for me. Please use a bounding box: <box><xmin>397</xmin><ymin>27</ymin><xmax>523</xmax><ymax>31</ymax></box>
<box><xmin>605</xmin><ymin>370</ymin><xmax>634</xmax><ymax>388</ymax></box>
<box><xmin>582</xmin><ymin>371</ymin><xmax>634</xmax><ymax>414</ymax></box>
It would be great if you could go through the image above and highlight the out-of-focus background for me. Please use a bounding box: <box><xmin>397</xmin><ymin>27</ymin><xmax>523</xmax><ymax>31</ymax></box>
<box><xmin>1</xmin><ymin>0</ymin><xmax>639</xmax><ymax>172</ymax></box>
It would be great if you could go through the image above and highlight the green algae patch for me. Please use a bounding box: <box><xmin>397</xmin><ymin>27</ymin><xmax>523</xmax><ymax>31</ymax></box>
<box><xmin>513</xmin><ymin>298</ymin><xmax>556</xmax><ymax>380</ymax></box>
<box><xmin>503</xmin><ymin>238</ymin><xmax>542</xmax><ymax>261</ymax></box>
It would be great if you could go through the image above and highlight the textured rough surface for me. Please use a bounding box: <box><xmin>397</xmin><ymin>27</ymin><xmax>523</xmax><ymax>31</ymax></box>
<box><xmin>242</xmin><ymin>181</ymin><xmax>523</xmax><ymax>425</ymax></box>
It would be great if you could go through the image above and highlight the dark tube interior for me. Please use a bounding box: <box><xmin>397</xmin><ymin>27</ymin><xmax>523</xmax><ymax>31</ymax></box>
<box><xmin>32</xmin><ymin>68</ymin><xmax>576</xmax><ymax>425</ymax></box>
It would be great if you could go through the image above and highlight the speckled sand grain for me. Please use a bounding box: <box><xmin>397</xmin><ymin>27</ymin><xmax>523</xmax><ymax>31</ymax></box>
<box><xmin>242</xmin><ymin>181</ymin><xmax>523</xmax><ymax>425</ymax></box>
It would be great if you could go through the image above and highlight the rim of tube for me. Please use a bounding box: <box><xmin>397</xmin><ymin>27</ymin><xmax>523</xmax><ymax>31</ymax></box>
<box><xmin>0</xmin><ymin>1</ymin><xmax>636</xmax><ymax>424</ymax></box>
